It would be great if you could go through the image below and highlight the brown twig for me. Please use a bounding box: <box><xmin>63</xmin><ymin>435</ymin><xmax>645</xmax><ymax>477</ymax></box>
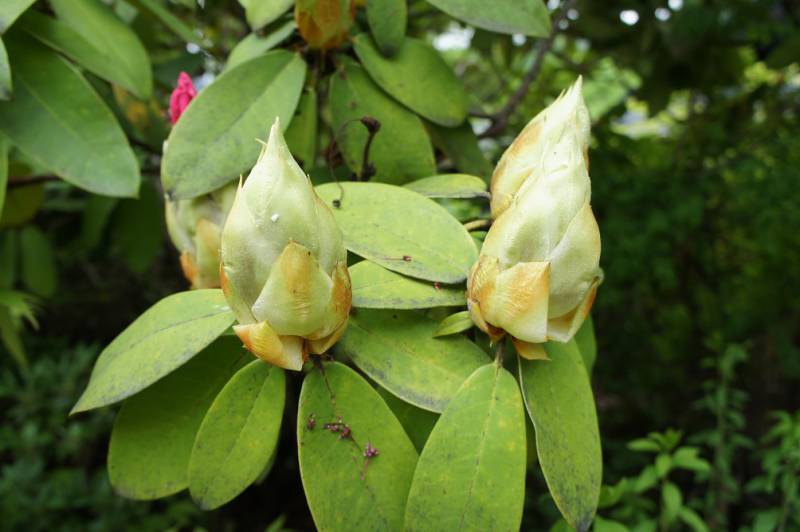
<box><xmin>479</xmin><ymin>0</ymin><xmax>576</xmax><ymax>139</ymax></box>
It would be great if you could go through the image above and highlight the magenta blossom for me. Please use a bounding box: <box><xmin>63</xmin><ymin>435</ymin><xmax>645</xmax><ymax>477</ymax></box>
<box><xmin>169</xmin><ymin>72</ymin><xmax>197</xmax><ymax>124</ymax></box>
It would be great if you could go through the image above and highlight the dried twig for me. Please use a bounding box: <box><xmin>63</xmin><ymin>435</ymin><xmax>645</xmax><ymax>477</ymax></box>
<box><xmin>479</xmin><ymin>0</ymin><xmax>576</xmax><ymax>139</ymax></box>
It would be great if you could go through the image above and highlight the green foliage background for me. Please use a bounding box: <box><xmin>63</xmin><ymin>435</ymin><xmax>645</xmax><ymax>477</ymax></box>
<box><xmin>1</xmin><ymin>0</ymin><xmax>799</xmax><ymax>530</ymax></box>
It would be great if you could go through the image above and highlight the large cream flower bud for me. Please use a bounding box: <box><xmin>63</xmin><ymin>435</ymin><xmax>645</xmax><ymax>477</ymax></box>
<box><xmin>490</xmin><ymin>77</ymin><xmax>590</xmax><ymax>218</ymax></box>
<box><xmin>220</xmin><ymin>119</ymin><xmax>351</xmax><ymax>371</ymax></box>
<box><xmin>165</xmin><ymin>181</ymin><xmax>236</xmax><ymax>289</ymax></box>
<box><xmin>467</xmin><ymin>126</ymin><xmax>601</xmax><ymax>358</ymax></box>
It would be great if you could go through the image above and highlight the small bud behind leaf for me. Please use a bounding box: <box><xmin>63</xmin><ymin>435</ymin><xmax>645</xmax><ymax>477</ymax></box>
<box><xmin>295</xmin><ymin>0</ymin><xmax>355</xmax><ymax>50</ymax></box>
<box><xmin>165</xmin><ymin>181</ymin><xmax>236</xmax><ymax>288</ymax></box>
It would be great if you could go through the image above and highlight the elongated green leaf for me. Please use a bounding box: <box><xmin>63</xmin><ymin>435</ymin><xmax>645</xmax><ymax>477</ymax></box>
<box><xmin>298</xmin><ymin>362</ymin><xmax>418</xmax><ymax>531</ymax></box>
<box><xmin>518</xmin><ymin>341</ymin><xmax>602</xmax><ymax>532</ymax></box>
<box><xmin>426</xmin><ymin>120</ymin><xmax>493</xmax><ymax>178</ymax></box>
<box><xmin>50</xmin><ymin>0</ymin><xmax>152</xmax><ymax>99</ymax></box>
<box><xmin>366</xmin><ymin>0</ymin><xmax>406</xmax><ymax>56</ymax></box>
<box><xmin>284</xmin><ymin>87</ymin><xmax>317</xmax><ymax>169</ymax></box>
<box><xmin>425</xmin><ymin>0</ymin><xmax>550</xmax><ymax>37</ymax></box>
<box><xmin>350</xmin><ymin>260</ymin><xmax>465</xmax><ymax>309</ymax></box>
<box><xmin>0</xmin><ymin>38</ymin><xmax>10</xmax><ymax>100</ymax></box>
<box><xmin>108</xmin><ymin>337</ymin><xmax>250</xmax><ymax>499</ymax></box>
<box><xmin>329</xmin><ymin>61</ymin><xmax>435</xmax><ymax>184</ymax></box>
<box><xmin>0</xmin><ymin>136</ymin><xmax>7</xmax><ymax>213</ymax></box>
<box><xmin>404</xmin><ymin>174</ymin><xmax>489</xmax><ymax>199</ymax></box>
<box><xmin>225</xmin><ymin>21</ymin><xmax>296</xmax><ymax>71</ymax></box>
<box><xmin>336</xmin><ymin>309</ymin><xmax>488</xmax><ymax>412</ymax></box>
<box><xmin>190</xmin><ymin>360</ymin><xmax>285</xmax><ymax>509</ymax></box>
<box><xmin>240</xmin><ymin>0</ymin><xmax>293</xmax><ymax>30</ymax></box>
<box><xmin>20</xmin><ymin>11</ymin><xmax>145</xmax><ymax>99</ymax></box>
<box><xmin>71</xmin><ymin>289</ymin><xmax>235</xmax><ymax>414</ymax></box>
<box><xmin>0</xmin><ymin>306</ymin><xmax>27</xmax><ymax>367</ymax></box>
<box><xmin>19</xmin><ymin>226</ymin><xmax>56</xmax><ymax>298</ymax></box>
<box><xmin>432</xmin><ymin>310</ymin><xmax>472</xmax><ymax>337</ymax></box>
<box><xmin>162</xmin><ymin>51</ymin><xmax>306</xmax><ymax>199</ymax></box>
<box><xmin>574</xmin><ymin>314</ymin><xmax>597</xmax><ymax>375</ymax></box>
<box><xmin>377</xmin><ymin>388</ymin><xmax>438</xmax><ymax>453</ymax></box>
<box><xmin>404</xmin><ymin>364</ymin><xmax>527</xmax><ymax>531</ymax></box>
<box><xmin>0</xmin><ymin>36</ymin><xmax>139</xmax><ymax>197</ymax></box>
<box><xmin>316</xmin><ymin>182</ymin><xmax>477</xmax><ymax>282</ymax></box>
<box><xmin>354</xmin><ymin>35</ymin><xmax>467</xmax><ymax>127</ymax></box>
<box><xmin>130</xmin><ymin>0</ymin><xmax>206</xmax><ymax>46</ymax></box>
<box><xmin>0</xmin><ymin>0</ymin><xmax>36</xmax><ymax>33</ymax></box>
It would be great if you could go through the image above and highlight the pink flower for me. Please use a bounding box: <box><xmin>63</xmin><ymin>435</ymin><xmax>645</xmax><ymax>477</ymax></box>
<box><xmin>169</xmin><ymin>72</ymin><xmax>197</xmax><ymax>124</ymax></box>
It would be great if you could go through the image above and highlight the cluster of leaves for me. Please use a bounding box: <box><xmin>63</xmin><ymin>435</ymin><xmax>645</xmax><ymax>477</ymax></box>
<box><xmin>0</xmin><ymin>339</ymin><xmax>207</xmax><ymax>531</ymax></box>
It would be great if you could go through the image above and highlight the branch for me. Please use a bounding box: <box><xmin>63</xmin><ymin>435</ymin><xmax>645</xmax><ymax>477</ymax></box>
<box><xmin>480</xmin><ymin>0</ymin><xmax>576</xmax><ymax>139</ymax></box>
<box><xmin>7</xmin><ymin>175</ymin><xmax>60</xmax><ymax>189</ymax></box>
<box><xmin>358</xmin><ymin>116</ymin><xmax>381</xmax><ymax>181</ymax></box>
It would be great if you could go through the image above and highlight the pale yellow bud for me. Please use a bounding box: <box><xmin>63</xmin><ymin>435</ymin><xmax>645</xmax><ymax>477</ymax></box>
<box><xmin>165</xmin><ymin>181</ymin><xmax>236</xmax><ymax>288</ymax></box>
<box><xmin>490</xmin><ymin>76</ymin><xmax>590</xmax><ymax>218</ymax></box>
<box><xmin>468</xmin><ymin>103</ymin><xmax>601</xmax><ymax>346</ymax></box>
<box><xmin>220</xmin><ymin>119</ymin><xmax>351</xmax><ymax>370</ymax></box>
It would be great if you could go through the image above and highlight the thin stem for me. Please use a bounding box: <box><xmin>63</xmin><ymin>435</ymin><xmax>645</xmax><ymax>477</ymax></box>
<box><xmin>463</xmin><ymin>219</ymin><xmax>492</xmax><ymax>232</ymax></box>
<box><xmin>480</xmin><ymin>0</ymin><xmax>576</xmax><ymax>139</ymax></box>
<box><xmin>494</xmin><ymin>341</ymin><xmax>505</xmax><ymax>367</ymax></box>
<box><xmin>7</xmin><ymin>175</ymin><xmax>60</xmax><ymax>189</ymax></box>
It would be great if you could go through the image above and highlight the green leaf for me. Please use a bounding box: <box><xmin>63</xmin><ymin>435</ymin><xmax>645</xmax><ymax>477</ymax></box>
<box><xmin>426</xmin><ymin>121</ymin><xmax>493</xmax><ymax>178</ymax></box>
<box><xmin>404</xmin><ymin>173</ymin><xmax>489</xmax><ymax>199</ymax></box>
<box><xmin>130</xmin><ymin>0</ymin><xmax>207</xmax><ymax>47</ymax></box>
<box><xmin>225</xmin><ymin>21</ymin><xmax>296</xmax><ymax>72</ymax></box>
<box><xmin>593</xmin><ymin>516</ymin><xmax>629</xmax><ymax>532</ymax></box>
<box><xmin>297</xmin><ymin>362</ymin><xmax>418</xmax><ymax>531</ymax></box>
<box><xmin>376</xmin><ymin>388</ymin><xmax>438</xmax><ymax>453</ymax></box>
<box><xmin>189</xmin><ymin>360</ymin><xmax>286</xmax><ymax>509</ymax></box>
<box><xmin>315</xmin><ymin>182</ymin><xmax>478</xmax><ymax>283</ymax></box>
<box><xmin>366</xmin><ymin>0</ymin><xmax>406</xmax><ymax>56</ymax></box>
<box><xmin>49</xmin><ymin>0</ymin><xmax>152</xmax><ymax>99</ymax></box>
<box><xmin>627</xmin><ymin>438</ymin><xmax>662</xmax><ymax>453</ymax></box>
<box><xmin>162</xmin><ymin>51</ymin><xmax>306</xmax><ymax>199</ymax></box>
<box><xmin>0</xmin><ymin>136</ymin><xmax>7</xmax><ymax>212</ymax></box>
<box><xmin>404</xmin><ymin>364</ymin><xmax>527</xmax><ymax>531</ymax></box>
<box><xmin>655</xmin><ymin>453</ymin><xmax>672</xmax><ymax>478</ymax></box>
<box><xmin>20</xmin><ymin>11</ymin><xmax>147</xmax><ymax>99</ymax></box>
<box><xmin>574</xmin><ymin>314</ymin><xmax>597</xmax><ymax>374</ymax></box>
<box><xmin>678</xmin><ymin>507</ymin><xmax>709</xmax><ymax>532</ymax></box>
<box><xmin>240</xmin><ymin>0</ymin><xmax>293</xmax><ymax>30</ymax></box>
<box><xmin>432</xmin><ymin>310</ymin><xmax>473</xmax><ymax>337</ymax></box>
<box><xmin>0</xmin><ymin>38</ymin><xmax>10</xmax><ymax>100</ymax></box>
<box><xmin>633</xmin><ymin>465</ymin><xmax>658</xmax><ymax>493</ymax></box>
<box><xmin>328</xmin><ymin>60</ymin><xmax>435</xmax><ymax>184</ymax></box>
<box><xmin>0</xmin><ymin>184</ymin><xmax>43</xmax><ymax>228</ymax></box>
<box><xmin>284</xmin><ymin>87</ymin><xmax>317</xmax><ymax>169</ymax></box>
<box><xmin>672</xmin><ymin>447</ymin><xmax>711</xmax><ymax>473</ymax></box>
<box><xmin>518</xmin><ymin>340</ymin><xmax>602</xmax><ymax>532</ymax></box>
<box><xmin>19</xmin><ymin>226</ymin><xmax>56</xmax><ymax>298</ymax></box>
<box><xmin>349</xmin><ymin>260</ymin><xmax>466</xmax><ymax>309</ymax></box>
<box><xmin>0</xmin><ymin>35</ymin><xmax>139</xmax><ymax>197</ymax></box>
<box><xmin>108</xmin><ymin>337</ymin><xmax>250</xmax><ymax>499</ymax></box>
<box><xmin>661</xmin><ymin>482</ymin><xmax>682</xmax><ymax>526</ymax></box>
<box><xmin>71</xmin><ymin>289</ymin><xmax>235</xmax><ymax>414</ymax></box>
<box><xmin>425</xmin><ymin>0</ymin><xmax>550</xmax><ymax>37</ymax></box>
<box><xmin>108</xmin><ymin>180</ymin><xmax>163</xmax><ymax>274</ymax></box>
<box><xmin>0</xmin><ymin>0</ymin><xmax>36</xmax><ymax>33</ymax></box>
<box><xmin>353</xmin><ymin>34</ymin><xmax>467</xmax><ymax>127</ymax></box>
<box><xmin>336</xmin><ymin>309</ymin><xmax>489</xmax><ymax>412</ymax></box>
<box><xmin>598</xmin><ymin>478</ymin><xmax>630</xmax><ymax>509</ymax></box>
<box><xmin>0</xmin><ymin>305</ymin><xmax>27</xmax><ymax>367</ymax></box>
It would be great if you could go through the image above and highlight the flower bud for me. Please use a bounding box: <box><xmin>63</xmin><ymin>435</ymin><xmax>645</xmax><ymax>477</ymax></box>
<box><xmin>220</xmin><ymin>119</ymin><xmax>351</xmax><ymax>370</ymax></box>
<box><xmin>490</xmin><ymin>76</ymin><xmax>590</xmax><ymax>218</ymax></box>
<box><xmin>165</xmin><ymin>181</ymin><xmax>236</xmax><ymax>289</ymax></box>
<box><xmin>169</xmin><ymin>72</ymin><xmax>196</xmax><ymax>125</ymax></box>
<box><xmin>295</xmin><ymin>0</ymin><xmax>355</xmax><ymax>51</ymax></box>
<box><xmin>467</xmin><ymin>120</ymin><xmax>601</xmax><ymax>353</ymax></box>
